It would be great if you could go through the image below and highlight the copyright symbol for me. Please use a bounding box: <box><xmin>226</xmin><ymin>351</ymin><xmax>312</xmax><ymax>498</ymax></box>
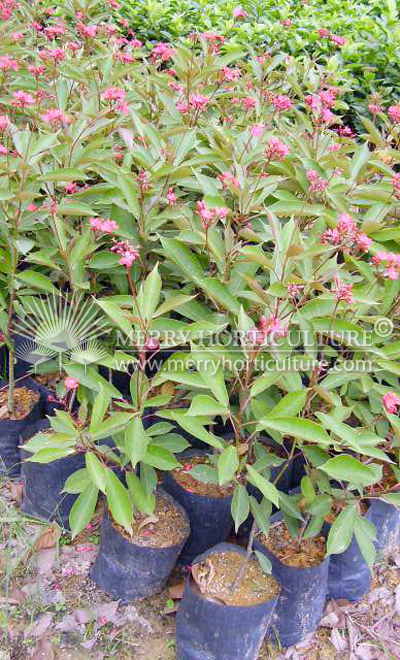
<box><xmin>374</xmin><ymin>318</ymin><xmax>393</xmax><ymax>338</ymax></box>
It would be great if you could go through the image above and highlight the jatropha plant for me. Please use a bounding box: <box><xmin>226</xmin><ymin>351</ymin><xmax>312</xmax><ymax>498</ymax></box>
<box><xmin>1</xmin><ymin>0</ymin><xmax>400</xmax><ymax>635</ymax></box>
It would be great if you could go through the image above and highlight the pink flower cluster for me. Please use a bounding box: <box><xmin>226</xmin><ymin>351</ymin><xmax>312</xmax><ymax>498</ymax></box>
<box><xmin>222</xmin><ymin>67</ymin><xmax>241</xmax><ymax>82</ymax></box>
<box><xmin>248</xmin><ymin>315</ymin><xmax>287</xmax><ymax>345</ymax></box>
<box><xmin>39</xmin><ymin>47</ymin><xmax>66</xmax><ymax>63</ymax></box>
<box><xmin>110</xmin><ymin>239</ymin><xmax>140</xmax><ymax>268</ymax></box>
<box><xmin>382</xmin><ymin>392</ymin><xmax>400</xmax><ymax>415</ymax></box>
<box><xmin>197</xmin><ymin>200</ymin><xmax>229</xmax><ymax>228</ymax></box>
<box><xmin>321</xmin><ymin>213</ymin><xmax>372</xmax><ymax>253</ymax></box>
<box><xmin>102</xmin><ymin>87</ymin><xmax>128</xmax><ymax>114</ymax></box>
<box><xmin>177</xmin><ymin>94</ymin><xmax>211</xmax><ymax>115</ymax></box>
<box><xmin>89</xmin><ymin>217</ymin><xmax>119</xmax><ymax>233</ymax></box>
<box><xmin>232</xmin><ymin>6</ymin><xmax>247</xmax><ymax>19</ymax></box>
<box><xmin>0</xmin><ymin>55</ymin><xmax>19</xmax><ymax>71</ymax></box>
<box><xmin>306</xmin><ymin>170</ymin><xmax>329</xmax><ymax>194</ymax></box>
<box><xmin>12</xmin><ymin>91</ymin><xmax>35</xmax><ymax>108</ymax></box>
<box><xmin>151</xmin><ymin>42</ymin><xmax>175</xmax><ymax>63</ymax></box>
<box><xmin>388</xmin><ymin>104</ymin><xmax>400</xmax><ymax>124</ymax></box>
<box><xmin>167</xmin><ymin>188</ymin><xmax>178</xmax><ymax>205</ymax></box>
<box><xmin>218</xmin><ymin>171</ymin><xmax>239</xmax><ymax>188</ymax></box>
<box><xmin>318</xmin><ymin>29</ymin><xmax>346</xmax><ymax>47</ymax></box>
<box><xmin>332</xmin><ymin>276</ymin><xmax>354</xmax><ymax>304</ymax></box>
<box><xmin>0</xmin><ymin>115</ymin><xmax>10</xmax><ymax>133</ymax></box>
<box><xmin>265</xmin><ymin>137</ymin><xmax>290</xmax><ymax>161</ymax></box>
<box><xmin>272</xmin><ymin>95</ymin><xmax>292</xmax><ymax>112</ymax></box>
<box><xmin>305</xmin><ymin>87</ymin><xmax>339</xmax><ymax>124</ymax></box>
<box><xmin>76</xmin><ymin>22</ymin><xmax>98</xmax><ymax>38</ymax></box>
<box><xmin>287</xmin><ymin>283</ymin><xmax>304</xmax><ymax>298</ymax></box>
<box><xmin>41</xmin><ymin>108</ymin><xmax>71</xmax><ymax>126</ymax></box>
<box><xmin>372</xmin><ymin>251</ymin><xmax>400</xmax><ymax>281</ymax></box>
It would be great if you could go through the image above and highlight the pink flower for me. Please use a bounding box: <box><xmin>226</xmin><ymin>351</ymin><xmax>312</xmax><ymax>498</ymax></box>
<box><xmin>355</xmin><ymin>233</ymin><xmax>372</xmax><ymax>252</ymax></box>
<box><xmin>0</xmin><ymin>115</ymin><xmax>10</xmax><ymax>133</ymax></box>
<box><xmin>28</xmin><ymin>65</ymin><xmax>46</xmax><ymax>78</ymax></box>
<box><xmin>272</xmin><ymin>95</ymin><xmax>292</xmax><ymax>112</ymax></box>
<box><xmin>0</xmin><ymin>145</ymin><xmax>7</xmax><ymax>155</ymax></box>
<box><xmin>368</xmin><ymin>103</ymin><xmax>382</xmax><ymax>115</ymax></box>
<box><xmin>145</xmin><ymin>337</ymin><xmax>160</xmax><ymax>351</ymax></box>
<box><xmin>306</xmin><ymin>169</ymin><xmax>328</xmax><ymax>194</ymax></box>
<box><xmin>329</xmin><ymin>143</ymin><xmax>341</xmax><ymax>152</ymax></box>
<box><xmin>89</xmin><ymin>217</ymin><xmax>119</xmax><ymax>233</ymax></box>
<box><xmin>39</xmin><ymin>47</ymin><xmax>66</xmax><ymax>63</ymax></box>
<box><xmin>222</xmin><ymin>67</ymin><xmax>241</xmax><ymax>82</ymax></box>
<box><xmin>76</xmin><ymin>22</ymin><xmax>98</xmax><ymax>38</ymax></box>
<box><xmin>0</xmin><ymin>55</ymin><xmax>19</xmax><ymax>71</ymax></box>
<box><xmin>65</xmin><ymin>182</ymin><xmax>78</xmax><ymax>194</ymax></box>
<box><xmin>332</xmin><ymin>276</ymin><xmax>354</xmax><ymax>304</ymax></box>
<box><xmin>110</xmin><ymin>239</ymin><xmax>140</xmax><ymax>268</ymax></box>
<box><xmin>248</xmin><ymin>315</ymin><xmax>287</xmax><ymax>345</ymax></box>
<box><xmin>167</xmin><ymin>188</ymin><xmax>177</xmax><ymax>205</ymax></box>
<box><xmin>281</xmin><ymin>19</ymin><xmax>292</xmax><ymax>28</ymax></box>
<box><xmin>65</xmin><ymin>377</ymin><xmax>79</xmax><ymax>390</ymax></box>
<box><xmin>41</xmin><ymin>109</ymin><xmax>71</xmax><ymax>126</ymax></box>
<box><xmin>242</xmin><ymin>97</ymin><xmax>256</xmax><ymax>111</ymax></box>
<box><xmin>151</xmin><ymin>42</ymin><xmax>175</xmax><ymax>63</ymax></box>
<box><xmin>232</xmin><ymin>6</ymin><xmax>247</xmax><ymax>18</ymax></box>
<box><xmin>287</xmin><ymin>283</ymin><xmax>304</xmax><ymax>297</ymax></box>
<box><xmin>393</xmin><ymin>173</ymin><xmax>400</xmax><ymax>199</ymax></box>
<box><xmin>388</xmin><ymin>104</ymin><xmax>400</xmax><ymax>124</ymax></box>
<box><xmin>102</xmin><ymin>86</ymin><xmax>126</xmax><ymax>102</ymax></box>
<box><xmin>177</xmin><ymin>94</ymin><xmax>210</xmax><ymax>115</ymax></box>
<box><xmin>265</xmin><ymin>137</ymin><xmax>290</xmax><ymax>161</ymax></box>
<box><xmin>382</xmin><ymin>392</ymin><xmax>400</xmax><ymax>415</ymax></box>
<box><xmin>137</xmin><ymin>169</ymin><xmax>149</xmax><ymax>190</ymax></box>
<box><xmin>330</xmin><ymin>34</ymin><xmax>346</xmax><ymax>47</ymax></box>
<box><xmin>219</xmin><ymin>171</ymin><xmax>239</xmax><ymax>188</ymax></box>
<box><xmin>318</xmin><ymin>28</ymin><xmax>330</xmax><ymax>38</ymax></box>
<box><xmin>26</xmin><ymin>203</ymin><xmax>38</xmax><ymax>212</ymax></box>
<box><xmin>12</xmin><ymin>91</ymin><xmax>35</xmax><ymax>108</ymax></box>
<box><xmin>251</xmin><ymin>124</ymin><xmax>265</xmax><ymax>138</ymax></box>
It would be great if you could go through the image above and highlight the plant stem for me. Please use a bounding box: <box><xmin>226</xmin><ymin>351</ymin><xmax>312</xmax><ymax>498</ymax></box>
<box><xmin>231</xmin><ymin>519</ymin><xmax>258</xmax><ymax>591</ymax></box>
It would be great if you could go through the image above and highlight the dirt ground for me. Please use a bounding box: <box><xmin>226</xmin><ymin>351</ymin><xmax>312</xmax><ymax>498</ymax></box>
<box><xmin>0</xmin><ymin>480</ymin><xmax>399</xmax><ymax>660</ymax></box>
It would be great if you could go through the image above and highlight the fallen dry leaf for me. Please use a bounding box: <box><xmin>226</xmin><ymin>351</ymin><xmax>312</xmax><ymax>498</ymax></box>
<box><xmin>8</xmin><ymin>480</ymin><xmax>24</xmax><ymax>504</ymax></box>
<box><xmin>32</xmin><ymin>638</ymin><xmax>55</xmax><ymax>660</ymax></box>
<box><xmin>168</xmin><ymin>581</ymin><xmax>185</xmax><ymax>600</ymax></box>
<box><xmin>34</xmin><ymin>524</ymin><xmax>61</xmax><ymax>551</ymax></box>
<box><xmin>27</xmin><ymin>612</ymin><xmax>54</xmax><ymax>638</ymax></box>
<box><xmin>35</xmin><ymin>548</ymin><xmax>57</xmax><ymax>575</ymax></box>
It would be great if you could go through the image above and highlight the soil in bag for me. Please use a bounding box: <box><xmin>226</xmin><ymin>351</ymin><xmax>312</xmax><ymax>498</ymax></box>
<box><xmin>176</xmin><ymin>542</ymin><xmax>279</xmax><ymax>660</ymax></box>
<box><xmin>91</xmin><ymin>488</ymin><xmax>190</xmax><ymax>602</ymax></box>
<box><xmin>21</xmin><ymin>422</ymin><xmax>86</xmax><ymax>528</ymax></box>
<box><xmin>325</xmin><ymin>501</ymin><xmax>371</xmax><ymax>602</ymax></box>
<box><xmin>0</xmin><ymin>378</ymin><xmax>45</xmax><ymax>477</ymax></box>
<box><xmin>163</xmin><ymin>451</ymin><xmax>234</xmax><ymax>564</ymax></box>
<box><xmin>254</xmin><ymin>515</ymin><xmax>329</xmax><ymax>647</ymax></box>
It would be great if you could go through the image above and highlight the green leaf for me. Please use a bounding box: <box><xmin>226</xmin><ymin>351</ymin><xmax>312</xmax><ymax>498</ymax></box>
<box><xmin>126</xmin><ymin>472</ymin><xmax>155</xmax><ymax>516</ymax></box>
<box><xmin>89</xmin><ymin>388</ymin><xmax>111</xmax><ymax>432</ymax></box>
<box><xmin>58</xmin><ymin>202</ymin><xmax>95</xmax><ymax>216</ymax></box>
<box><xmin>254</xmin><ymin>550</ymin><xmax>272</xmax><ymax>575</ymax></box>
<box><xmin>217</xmin><ymin>446</ymin><xmax>239</xmax><ymax>485</ymax></box>
<box><xmin>188</xmin><ymin>464</ymin><xmax>219</xmax><ymax>484</ymax></box>
<box><xmin>354</xmin><ymin>516</ymin><xmax>376</xmax><ymax>571</ymax></box>
<box><xmin>246</xmin><ymin>465</ymin><xmax>280</xmax><ymax>507</ymax></box>
<box><xmin>27</xmin><ymin>447</ymin><xmax>76</xmax><ymax>462</ymax></box>
<box><xmin>250</xmin><ymin>497</ymin><xmax>272</xmax><ymax>536</ymax></box>
<box><xmin>62</xmin><ymin>468</ymin><xmax>90</xmax><ymax>494</ymax></box>
<box><xmin>327</xmin><ymin>504</ymin><xmax>357</xmax><ymax>555</ymax></box>
<box><xmin>96</xmin><ymin>299</ymin><xmax>132</xmax><ymax>337</ymax></box>
<box><xmin>231</xmin><ymin>484</ymin><xmax>250</xmax><ymax>533</ymax></box>
<box><xmin>187</xmin><ymin>395</ymin><xmax>229</xmax><ymax>417</ymax></box>
<box><xmin>106</xmin><ymin>469</ymin><xmax>133</xmax><ymax>534</ymax></box>
<box><xmin>301</xmin><ymin>476</ymin><xmax>315</xmax><ymax>505</ymax></box>
<box><xmin>161</xmin><ymin>237</ymin><xmax>204</xmax><ymax>284</ymax></box>
<box><xmin>85</xmin><ymin>452</ymin><xmax>107</xmax><ymax>493</ymax></box>
<box><xmin>258</xmin><ymin>417</ymin><xmax>330</xmax><ymax>445</ymax></box>
<box><xmin>250</xmin><ymin>372</ymin><xmax>280</xmax><ymax>398</ymax></box>
<box><xmin>125</xmin><ymin>418</ymin><xmax>149</xmax><ymax>467</ymax></box>
<box><xmin>140</xmin><ymin>263</ymin><xmax>161</xmax><ymax>321</ymax></box>
<box><xmin>37</xmin><ymin>168</ymin><xmax>87</xmax><ymax>182</ymax></box>
<box><xmin>320</xmin><ymin>456</ymin><xmax>377</xmax><ymax>487</ymax></box>
<box><xmin>69</xmin><ymin>483</ymin><xmax>99</xmax><ymax>538</ymax></box>
<box><xmin>268</xmin><ymin>390</ymin><xmax>308</xmax><ymax>418</ymax></box>
<box><xmin>17</xmin><ymin>270</ymin><xmax>57</xmax><ymax>294</ymax></box>
<box><xmin>142</xmin><ymin>445</ymin><xmax>180</xmax><ymax>470</ymax></box>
